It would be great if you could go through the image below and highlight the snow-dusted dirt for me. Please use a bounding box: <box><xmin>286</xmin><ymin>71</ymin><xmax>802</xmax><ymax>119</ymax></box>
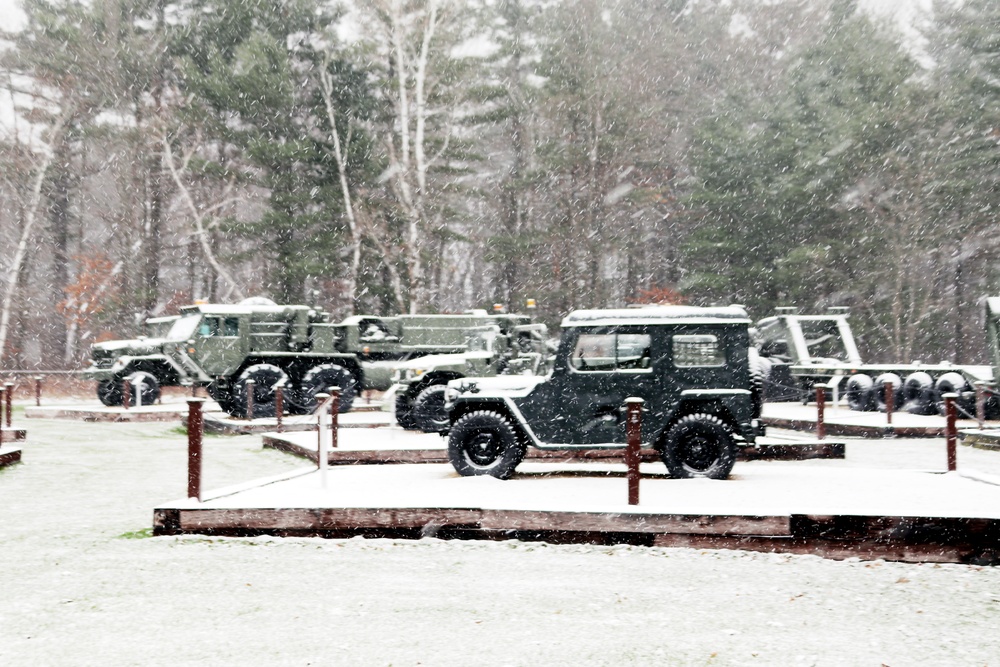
<box><xmin>3</xmin><ymin>409</ymin><xmax>1000</xmax><ymax>665</ymax></box>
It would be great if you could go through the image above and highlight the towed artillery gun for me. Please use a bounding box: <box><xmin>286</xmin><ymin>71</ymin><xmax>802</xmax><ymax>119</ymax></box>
<box><xmin>442</xmin><ymin>305</ymin><xmax>764</xmax><ymax>480</ymax></box>
<box><xmin>83</xmin><ymin>299</ymin><xmax>532</xmax><ymax>417</ymax></box>
<box><xmin>391</xmin><ymin>322</ymin><xmax>553</xmax><ymax>432</ymax></box>
<box><xmin>753</xmin><ymin>304</ymin><xmax>1000</xmax><ymax>417</ymax></box>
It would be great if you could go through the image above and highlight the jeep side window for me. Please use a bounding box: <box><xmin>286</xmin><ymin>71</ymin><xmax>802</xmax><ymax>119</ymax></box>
<box><xmin>198</xmin><ymin>317</ymin><xmax>217</xmax><ymax>337</ymax></box>
<box><xmin>571</xmin><ymin>333</ymin><xmax>652</xmax><ymax>372</ymax></box>
<box><xmin>222</xmin><ymin>317</ymin><xmax>239</xmax><ymax>336</ymax></box>
<box><xmin>673</xmin><ymin>334</ymin><xmax>724</xmax><ymax>367</ymax></box>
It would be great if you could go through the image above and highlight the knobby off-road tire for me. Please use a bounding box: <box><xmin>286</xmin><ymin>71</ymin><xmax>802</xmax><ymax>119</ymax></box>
<box><xmin>902</xmin><ymin>371</ymin><xmax>936</xmax><ymax>415</ymax></box>
<box><xmin>934</xmin><ymin>372</ymin><xmax>972</xmax><ymax>416</ymax></box>
<box><xmin>97</xmin><ymin>377</ymin><xmax>124</xmax><ymax>407</ymax></box>
<box><xmin>873</xmin><ymin>372</ymin><xmax>903</xmax><ymax>412</ymax></box>
<box><xmin>231</xmin><ymin>364</ymin><xmax>288</xmax><ymax>419</ymax></box>
<box><xmin>661</xmin><ymin>413</ymin><xmax>737</xmax><ymax>480</ymax></box>
<box><xmin>412</xmin><ymin>384</ymin><xmax>450</xmax><ymax>433</ymax></box>
<box><xmin>448</xmin><ymin>410</ymin><xmax>527</xmax><ymax>479</ymax></box>
<box><xmin>395</xmin><ymin>392</ymin><xmax>419</xmax><ymax>430</ymax></box>
<box><xmin>296</xmin><ymin>363</ymin><xmax>356</xmax><ymax>414</ymax></box>
<box><xmin>125</xmin><ymin>371</ymin><xmax>161</xmax><ymax>406</ymax></box>
<box><xmin>845</xmin><ymin>373</ymin><xmax>874</xmax><ymax>412</ymax></box>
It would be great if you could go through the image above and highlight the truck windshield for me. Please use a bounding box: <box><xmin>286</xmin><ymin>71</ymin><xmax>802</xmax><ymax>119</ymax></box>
<box><xmin>165</xmin><ymin>313</ymin><xmax>202</xmax><ymax>342</ymax></box>
<box><xmin>800</xmin><ymin>319</ymin><xmax>849</xmax><ymax>362</ymax></box>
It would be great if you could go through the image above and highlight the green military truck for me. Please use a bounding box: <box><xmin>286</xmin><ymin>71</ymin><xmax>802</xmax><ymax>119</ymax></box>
<box><xmin>442</xmin><ymin>305</ymin><xmax>764</xmax><ymax>480</ymax></box>
<box><xmin>82</xmin><ymin>300</ymin><xmax>532</xmax><ymax>417</ymax></box>
<box><xmin>754</xmin><ymin>304</ymin><xmax>999</xmax><ymax>417</ymax></box>
<box><xmin>391</xmin><ymin>322</ymin><xmax>551</xmax><ymax>433</ymax></box>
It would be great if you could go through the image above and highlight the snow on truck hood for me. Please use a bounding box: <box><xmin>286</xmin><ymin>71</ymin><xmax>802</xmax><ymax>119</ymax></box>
<box><xmin>393</xmin><ymin>351</ymin><xmax>493</xmax><ymax>370</ymax></box>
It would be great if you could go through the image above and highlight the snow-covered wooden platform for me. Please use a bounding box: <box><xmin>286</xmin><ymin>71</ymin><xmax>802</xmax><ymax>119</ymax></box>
<box><xmin>262</xmin><ymin>426</ymin><xmax>845</xmax><ymax>465</ymax></box>
<box><xmin>200</xmin><ymin>407</ymin><xmax>391</xmax><ymax>435</ymax></box>
<box><xmin>959</xmin><ymin>428</ymin><xmax>1000</xmax><ymax>451</ymax></box>
<box><xmin>1</xmin><ymin>427</ymin><xmax>26</xmax><ymax>441</ymax></box>
<box><xmin>152</xmin><ymin>462</ymin><xmax>1000</xmax><ymax>565</ymax></box>
<box><xmin>762</xmin><ymin>401</ymin><xmax>981</xmax><ymax>438</ymax></box>
<box><xmin>0</xmin><ymin>444</ymin><xmax>22</xmax><ymax>467</ymax></box>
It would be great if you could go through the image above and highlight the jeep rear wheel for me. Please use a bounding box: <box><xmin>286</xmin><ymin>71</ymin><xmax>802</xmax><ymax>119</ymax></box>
<box><xmin>448</xmin><ymin>411</ymin><xmax>526</xmax><ymax>479</ymax></box>
<box><xmin>661</xmin><ymin>413</ymin><xmax>737</xmax><ymax>480</ymax></box>
<box><xmin>412</xmin><ymin>384</ymin><xmax>449</xmax><ymax>433</ymax></box>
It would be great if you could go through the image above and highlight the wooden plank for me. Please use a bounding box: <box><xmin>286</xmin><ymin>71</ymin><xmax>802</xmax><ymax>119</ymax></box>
<box><xmin>0</xmin><ymin>428</ymin><xmax>26</xmax><ymax>442</ymax></box>
<box><xmin>177</xmin><ymin>507</ymin><xmax>483</xmax><ymax>532</ymax></box>
<box><xmin>0</xmin><ymin>447</ymin><xmax>22</xmax><ymax>468</ymax></box>
<box><xmin>479</xmin><ymin>510</ymin><xmax>791</xmax><ymax>536</ymax></box>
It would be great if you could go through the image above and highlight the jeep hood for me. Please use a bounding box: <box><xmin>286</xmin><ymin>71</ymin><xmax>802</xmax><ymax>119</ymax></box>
<box><xmin>395</xmin><ymin>350</ymin><xmax>493</xmax><ymax>370</ymax></box>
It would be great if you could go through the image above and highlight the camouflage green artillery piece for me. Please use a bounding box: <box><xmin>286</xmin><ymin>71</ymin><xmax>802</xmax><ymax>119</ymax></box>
<box><xmin>755</xmin><ymin>305</ymin><xmax>997</xmax><ymax>417</ymax></box>
<box><xmin>391</xmin><ymin>322</ymin><xmax>551</xmax><ymax>433</ymax></box>
<box><xmin>443</xmin><ymin>305</ymin><xmax>764</xmax><ymax>480</ymax></box>
<box><xmin>83</xmin><ymin>300</ymin><xmax>533</xmax><ymax>417</ymax></box>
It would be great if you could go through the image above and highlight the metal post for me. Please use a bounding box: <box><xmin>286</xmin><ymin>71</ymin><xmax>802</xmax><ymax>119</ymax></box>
<box><xmin>885</xmin><ymin>380</ymin><xmax>894</xmax><ymax>425</ymax></box>
<box><xmin>815</xmin><ymin>383</ymin><xmax>827</xmax><ymax>441</ymax></box>
<box><xmin>187</xmin><ymin>399</ymin><xmax>205</xmax><ymax>501</ymax></box>
<box><xmin>134</xmin><ymin>377</ymin><xmax>143</xmax><ymax>408</ymax></box>
<box><xmin>245</xmin><ymin>378</ymin><xmax>255</xmax><ymax>421</ymax></box>
<box><xmin>122</xmin><ymin>377</ymin><xmax>130</xmax><ymax>410</ymax></box>
<box><xmin>975</xmin><ymin>382</ymin><xmax>986</xmax><ymax>429</ymax></box>
<box><xmin>4</xmin><ymin>382</ymin><xmax>11</xmax><ymax>428</ymax></box>
<box><xmin>625</xmin><ymin>397</ymin><xmax>644</xmax><ymax>506</ymax></box>
<box><xmin>316</xmin><ymin>392</ymin><xmax>330</xmax><ymax>487</ymax></box>
<box><xmin>275</xmin><ymin>385</ymin><xmax>284</xmax><ymax>433</ymax></box>
<box><xmin>0</xmin><ymin>388</ymin><xmax>5</xmax><ymax>449</ymax></box>
<box><xmin>331</xmin><ymin>387</ymin><xmax>340</xmax><ymax>449</ymax></box>
<box><xmin>944</xmin><ymin>392</ymin><xmax>958</xmax><ymax>472</ymax></box>
<box><xmin>35</xmin><ymin>376</ymin><xmax>42</xmax><ymax>407</ymax></box>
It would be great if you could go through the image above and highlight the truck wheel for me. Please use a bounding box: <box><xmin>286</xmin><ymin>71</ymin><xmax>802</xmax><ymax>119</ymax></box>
<box><xmin>845</xmin><ymin>374</ymin><xmax>874</xmax><ymax>411</ymax></box>
<box><xmin>902</xmin><ymin>372</ymin><xmax>936</xmax><ymax>415</ymax></box>
<box><xmin>125</xmin><ymin>371</ymin><xmax>161</xmax><ymax>406</ymax></box>
<box><xmin>97</xmin><ymin>378</ymin><xmax>124</xmax><ymax>407</ymax></box>
<box><xmin>448</xmin><ymin>411</ymin><xmax>526</xmax><ymax>479</ymax></box>
<box><xmin>873</xmin><ymin>373</ymin><xmax>903</xmax><ymax>412</ymax></box>
<box><xmin>935</xmin><ymin>372</ymin><xmax>972</xmax><ymax>416</ymax></box>
<box><xmin>232</xmin><ymin>364</ymin><xmax>288</xmax><ymax>418</ymax></box>
<box><xmin>748</xmin><ymin>348</ymin><xmax>767</xmax><ymax>417</ymax></box>
<box><xmin>395</xmin><ymin>392</ymin><xmax>419</xmax><ymax>430</ymax></box>
<box><xmin>298</xmin><ymin>364</ymin><xmax>356</xmax><ymax>413</ymax></box>
<box><xmin>661</xmin><ymin>413</ymin><xmax>737</xmax><ymax>480</ymax></box>
<box><xmin>412</xmin><ymin>384</ymin><xmax>450</xmax><ymax>433</ymax></box>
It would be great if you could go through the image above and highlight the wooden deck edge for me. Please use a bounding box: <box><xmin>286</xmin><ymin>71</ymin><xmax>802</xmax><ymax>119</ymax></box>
<box><xmin>0</xmin><ymin>428</ymin><xmax>27</xmax><ymax>441</ymax></box>
<box><xmin>763</xmin><ymin>417</ymin><xmax>943</xmax><ymax>438</ymax></box>
<box><xmin>0</xmin><ymin>447</ymin><xmax>23</xmax><ymax>467</ymax></box>
<box><xmin>262</xmin><ymin>437</ymin><xmax>845</xmax><ymax>466</ymax></box>
<box><xmin>151</xmin><ymin>506</ymin><xmax>1000</xmax><ymax>565</ymax></box>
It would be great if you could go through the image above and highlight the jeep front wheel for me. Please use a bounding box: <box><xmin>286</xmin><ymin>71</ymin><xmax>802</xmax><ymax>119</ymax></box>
<box><xmin>448</xmin><ymin>411</ymin><xmax>526</xmax><ymax>479</ymax></box>
<box><xmin>412</xmin><ymin>384</ymin><xmax>449</xmax><ymax>433</ymax></box>
<box><xmin>661</xmin><ymin>413</ymin><xmax>737</xmax><ymax>480</ymax></box>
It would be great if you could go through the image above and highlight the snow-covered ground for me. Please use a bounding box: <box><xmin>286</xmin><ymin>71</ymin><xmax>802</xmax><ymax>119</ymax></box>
<box><xmin>2</xmin><ymin>413</ymin><xmax>1000</xmax><ymax>665</ymax></box>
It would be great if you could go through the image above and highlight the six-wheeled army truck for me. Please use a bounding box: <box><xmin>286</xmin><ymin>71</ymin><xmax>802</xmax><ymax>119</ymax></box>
<box><xmin>391</xmin><ymin>322</ymin><xmax>552</xmax><ymax>432</ymax></box>
<box><xmin>442</xmin><ymin>305</ymin><xmax>764</xmax><ymax>480</ymax></box>
<box><xmin>754</xmin><ymin>304</ymin><xmax>998</xmax><ymax>417</ymax></box>
<box><xmin>82</xmin><ymin>300</ymin><xmax>533</xmax><ymax>417</ymax></box>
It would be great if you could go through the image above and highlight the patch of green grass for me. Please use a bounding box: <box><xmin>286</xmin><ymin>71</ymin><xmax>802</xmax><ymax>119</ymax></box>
<box><xmin>118</xmin><ymin>528</ymin><xmax>155</xmax><ymax>540</ymax></box>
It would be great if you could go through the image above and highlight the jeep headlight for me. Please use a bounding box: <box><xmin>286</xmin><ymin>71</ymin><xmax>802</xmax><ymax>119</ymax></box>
<box><xmin>405</xmin><ymin>368</ymin><xmax>425</xmax><ymax>381</ymax></box>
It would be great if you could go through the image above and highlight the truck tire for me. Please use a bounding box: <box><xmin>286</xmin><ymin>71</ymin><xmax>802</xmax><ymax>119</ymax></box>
<box><xmin>97</xmin><ymin>378</ymin><xmax>124</xmax><ymax>407</ymax></box>
<box><xmin>873</xmin><ymin>373</ymin><xmax>903</xmax><ymax>412</ymax></box>
<box><xmin>748</xmin><ymin>348</ymin><xmax>767</xmax><ymax>418</ymax></box>
<box><xmin>845</xmin><ymin>374</ymin><xmax>874</xmax><ymax>412</ymax></box>
<box><xmin>125</xmin><ymin>371</ymin><xmax>161</xmax><ymax>407</ymax></box>
<box><xmin>935</xmin><ymin>372</ymin><xmax>972</xmax><ymax>416</ymax></box>
<box><xmin>448</xmin><ymin>410</ymin><xmax>526</xmax><ymax>479</ymax></box>
<box><xmin>231</xmin><ymin>364</ymin><xmax>288</xmax><ymax>419</ymax></box>
<box><xmin>412</xmin><ymin>384</ymin><xmax>450</xmax><ymax>433</ymax></box>
<box><xmin>661</xmin><ymin>413</ymin><xmax>737</xmax><ymax>480</ymax></box>
<box><xmin>297</xmin><ymin>364</ymin><xmax>356</xmax><ymax>414</ymax></box>
<box><xmin>395</xmin><ymin>392</ymin><xmax>419</xmax><ymax>430</ymax></box>
<box><xmin>902</xmin><ymin>372</ymin><xmax>936</xmax><ymax>415</ymax></box>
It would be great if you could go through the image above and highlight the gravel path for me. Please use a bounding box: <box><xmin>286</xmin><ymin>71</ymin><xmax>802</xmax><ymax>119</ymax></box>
<box><xmin>2</xmin><ymin>413</ymin><xmax>999</xmax><ymax>666</ymax></box>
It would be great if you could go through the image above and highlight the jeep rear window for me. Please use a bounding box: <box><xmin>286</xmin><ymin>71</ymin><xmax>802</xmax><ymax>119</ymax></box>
<box><xmin>673</xmin><ymin>334</ymin><xmax>724</xmax><ymax>367</ymax></box>
<box><xmin>571</xmin><ymin>333</ymin><xmax>652</xmax><ymax>372</ymax></box>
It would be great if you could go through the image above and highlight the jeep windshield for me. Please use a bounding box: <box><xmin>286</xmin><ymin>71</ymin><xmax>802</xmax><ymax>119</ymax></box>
<box><xmin>164</xmin><ymin>313</ymin><xmax>202</xmax><ymax>342</ymax></box>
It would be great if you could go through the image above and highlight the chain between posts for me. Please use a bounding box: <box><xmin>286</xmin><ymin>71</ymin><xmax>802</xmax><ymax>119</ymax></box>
<box><xmin>625</xmin><ymin>397</ymin><xmax>644</xmax><ymax>506</ymax></box>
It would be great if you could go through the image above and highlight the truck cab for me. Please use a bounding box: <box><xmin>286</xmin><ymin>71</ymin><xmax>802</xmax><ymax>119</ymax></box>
<box><xmin>444</xmin><ymin>305</ymin><xmax>762</xmax><ymax>480</ymax></box>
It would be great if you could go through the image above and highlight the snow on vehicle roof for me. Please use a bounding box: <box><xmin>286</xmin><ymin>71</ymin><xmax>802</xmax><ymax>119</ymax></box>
<box><xmin>562</xmin><ymin>305</ymin><xmax>750</xmax><ymax>327</ymax></box>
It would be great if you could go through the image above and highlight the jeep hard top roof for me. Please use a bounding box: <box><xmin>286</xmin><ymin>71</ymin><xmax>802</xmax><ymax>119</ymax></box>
<box><xmin>561</xmin><ymin>305</ymin><xmax>751</xmax><ymax>328</ymax></box>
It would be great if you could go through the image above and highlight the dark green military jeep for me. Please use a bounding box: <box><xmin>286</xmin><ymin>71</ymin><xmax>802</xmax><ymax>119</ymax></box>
<box><xmin>443</xmin><ymin>305</ymin><xmax>764</xmax><ymax>480</ymax></box>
